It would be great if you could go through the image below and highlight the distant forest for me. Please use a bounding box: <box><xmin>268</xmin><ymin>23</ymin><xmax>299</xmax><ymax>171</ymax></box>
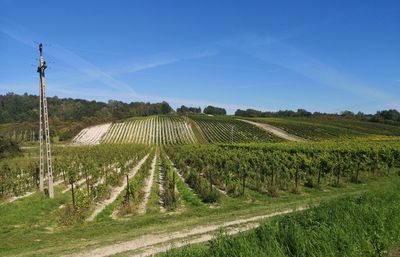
<box><xmin>235</xmin><ymin>108</ymin><xmax>400</xmax><ymax>125</ymax></box>
<box><xmin>2</xmin><ymin>93</ymin><xmax>399</xmax><ymax>125</ymax></box>
<box><xmin>0</xmin><ymin>92</ymin><xmax>173</xmax><ymax>124</ymax></box>
<box><xmin>0</xmin><ymin>93</ymin><xmax>173</xmax><ymax>141</ymax></box>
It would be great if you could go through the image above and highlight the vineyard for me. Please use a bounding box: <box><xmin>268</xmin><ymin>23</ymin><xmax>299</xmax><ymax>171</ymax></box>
<box><xmin>0</xmin><ymin>123</ymin><xmax>37</xmax><ymax>142</ymax></box>
<box><xmin>72</xmin><ymin>123</ymin><xmax>112</xmax><ymax>145</ymax></box>
<box><xmin>71</xmin><ymin>115</ymin><xmax>400</xmax><ymax>146</ymax></box>
<box><xmin>166</xmin><ymin>138</ymin><xmax>400</xmax><ymax>197</ymax></box>
<box><xmin>189</xmin><ymin>115</ymin><xmax>283</xmax><ymax>143</ymax></box>
<box><xmin>1</xmin><ymin>136</ymin><xmax>400</xmax><ymax>256</ymax></box>
<box><xmin>0</xmin><ymin>144</ymin><xmax>153</xmax><ymax>221</ymax></box>
<box><xmin>2</xmin><ymin>124</ymin><xmax>400</xmax><ymax>256</ymax></box>
<box><xmin>245</xmin><ymin>116</ymin><xmax>400</xmax><ymax>141</ymax></box>
<box><xmin>72</xmin><ymin>115</ymin><xmax>284</xmax><ymax>145</ymax></box>
<box><xmin>2</xmin><ymin>137</ymin><xmax>400</xmax><ymax>207</ymax></box>
<box><xmin>101</xmin><ymin>115</ymin><xmax>197</xmax><ymax>145</ymax></box>
<box><xmin>3</xmin><ymin>1</ymin><xmax>399</xmax><ymax>255</ymax></box>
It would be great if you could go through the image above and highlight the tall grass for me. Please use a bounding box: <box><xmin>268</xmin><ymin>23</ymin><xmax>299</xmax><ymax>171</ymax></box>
<box><xmin>161</xmin><ymin>177</ymin><xmax>400</xmax><ymax>257</ymax></box>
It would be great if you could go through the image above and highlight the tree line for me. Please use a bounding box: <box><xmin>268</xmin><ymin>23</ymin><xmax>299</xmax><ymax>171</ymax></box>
<box><xmin>0</xmin><ymin>93</ymin><xmax>174</xmax><ymax>141</ymax></box>
<box><xmin>1</xmin><ymin>93</ymin><xmax>233</xmax><ymax>124</ymax></box>
<box><xmin>176</xmin><ymin>105</ymin><xmax>227</xmax><ymax>116</ymax></box>
<box><xmin>0</xmin><ymin>92</ymin><xmax>173</xmax><ymax>124</ymax></box>
<box><xmin>176</xmin><ymin>105</ymin><xmax>201</xmax><ymax>114</ymax></box>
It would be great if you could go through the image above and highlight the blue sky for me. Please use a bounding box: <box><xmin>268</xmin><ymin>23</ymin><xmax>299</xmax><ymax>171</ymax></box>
<box><xmin>0</xmin><ymin>0</ymin><xmax>399</xmax><ymax>114</ymax></box>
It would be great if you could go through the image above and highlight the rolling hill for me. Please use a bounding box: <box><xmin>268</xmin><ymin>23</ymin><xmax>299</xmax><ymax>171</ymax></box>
<box><xmin>72</xmin><ymin>115</ymin><xmax>400</xmax><ymax>145</ymax></box>
<box><xmin>72</xmin><ymin>115</ymin><xmax>284</xmax><ymax>145</ymax></box>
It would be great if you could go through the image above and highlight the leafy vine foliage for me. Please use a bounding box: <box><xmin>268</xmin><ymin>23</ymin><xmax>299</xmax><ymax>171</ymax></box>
<box><xmin>166</xmin><ymin>140</ymin><xmax>400</xmax><ymax>196</ymax></box>
<box><xmin>1</xmin><ymin>144</ymin><xmax>149</xmax><ymax>222</ymax></box>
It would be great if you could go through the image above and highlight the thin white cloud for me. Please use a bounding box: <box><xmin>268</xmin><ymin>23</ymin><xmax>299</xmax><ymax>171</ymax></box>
<box><xmin>0</xmin><ymin>81</ymin><xmax>36</xmax><ymax>93</ymax></box>
<box><xmin>0</xmin><ymin>21</ymin><xmax>251</xmax><ymax>113</ymax></box>
<box><xmin>54</xmin><ymin>49</ymin><xmax>218</xmax><ymax>88</ymax></box>
<box><xmin>1</xmin><ymin>19</ymin><xmax>219</xmax><ymax>91</ymax></box>
<box><xmin>115</xmin><ymin>50</ymin><xmax>217</xmax><ymax>76</ymax></box>
<box><xmin>226</xmin><ymin>35</ymin><xmax>398</xmax><ymax>108</ymax></box>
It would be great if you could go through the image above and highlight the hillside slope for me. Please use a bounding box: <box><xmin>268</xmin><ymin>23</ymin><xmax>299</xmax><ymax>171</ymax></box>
<box><xmin>189</xmin><ymin>115</ymin><xmax>283</xmax><ymax>144</ymax></box>
<box><xmin>72</xmin><ymin>123</ymin><xmax>112</xmax><ymax>145</ymax></box>
<box><xmin>102</xmin><ymin>116</ymin><xmax>197</xmax><ymax>144</ymax></box>
<box><xmin>244</xmin><ymin>117</ymin><xmax>400</xmax><ymax>141</ymax></box>
<box><xmin>239</xmin><ymin>119</ymin><xmax>306</xmax><ymax>142</ymax></box>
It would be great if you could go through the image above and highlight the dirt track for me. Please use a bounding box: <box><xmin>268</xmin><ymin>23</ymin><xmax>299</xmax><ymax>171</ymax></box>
<box><xmin>137</xmin><ymin>155</ymin><xmax>157</xmax><ymax>214</ymax></box>
<box><xmin>239</xmin><ymin>119</ymin><xmax>306</xmax><ymax>142</ymax></box>
<box><xmin>70</xmin><ymin>206</ymin><xmax>306</xmax><ymax>257</ymax></box>
<box><xmin>86</xmin><ymin>154</ymin><xmax>149</xmax><ymax>221</ymax></box>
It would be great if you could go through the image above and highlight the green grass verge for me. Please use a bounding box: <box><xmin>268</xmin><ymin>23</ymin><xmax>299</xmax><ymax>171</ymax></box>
<box><xmin>174</xmin><ymin>169</ymin><xmax>204</xmax><ymax>208</ymax></box>
<box><xmin>160</xmin><ymin>176</ymin><xmax>400</xmax><ymax>257</ymax></box>
<box><xmin>0</xmin><ymin>175</ymin><xmax>398</xmax><ymax>256</ymax></box>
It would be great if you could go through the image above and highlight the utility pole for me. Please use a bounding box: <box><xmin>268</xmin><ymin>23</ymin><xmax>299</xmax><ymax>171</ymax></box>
<box><xmin>38</xmin><ymin>43</ymin><xmax>54</xmax><ymax>198</ymax></box>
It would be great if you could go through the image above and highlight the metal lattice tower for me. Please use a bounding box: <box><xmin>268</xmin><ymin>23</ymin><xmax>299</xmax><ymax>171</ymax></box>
<box><xmin>38</xmin><ymin>43</ymin><xmax>54</xmax><ymax>198</ymax></box>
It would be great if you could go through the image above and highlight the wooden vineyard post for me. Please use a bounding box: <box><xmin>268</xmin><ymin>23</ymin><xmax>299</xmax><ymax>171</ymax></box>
<box><xmin>125</xmin><ymin>174</ymin><xmax>130</xmax><ymax>207</ymax></box>
<box><xmin>70</xmin><ymin>179</ymin><xmax>75</xmax><ymax>208</ymax></box>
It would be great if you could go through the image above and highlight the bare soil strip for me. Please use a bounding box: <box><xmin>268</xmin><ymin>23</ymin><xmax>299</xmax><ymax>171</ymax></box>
<box><xmin>127</xmin><ymin>222</ymin><xmax>259</xmax><ymax>257</ymax></box>
<box><xmin>239</xmin><ymin>119</ymin><xmax>307</xmax><ymax>142</ymax></box>
<box><xmin>86</xmin><ymin>154</ymin><xmax>150</xmax><ymax>222</ymax></box>
<box><xmin>137</xmin><ymin>155</ymin><xmax>157</xmax><ymax>214</ymax></box>
<box><xmin>73</xmin><ymin>123</ymin><xmax>112</xmax><ymax>145</ymax></box>
<box><xmin>72</xmin><ymin>206</ymin><xmax>306</xmax><ymax>257</ymax></box>
<box><xmin>53</xmin><ymin>179</ymin><xmax>64</xmax><ymax>186</ymax></box>
<box><xmin>212</xmin><ymin>184</ymin><xmax>227</xmax><ymax>196</ymax></box>
<box><xmin>6</xmin><ymin>191</ymin><xmax>35</xmax><ymax>204</ymax></box>
<box><xmin>389</xmin><ymin>246</ymin><xmax>400</xmax><ymax>257</ymax></box>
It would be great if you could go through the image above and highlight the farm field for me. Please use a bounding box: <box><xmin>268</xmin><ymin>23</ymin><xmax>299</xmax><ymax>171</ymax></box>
<box><xmin>1</xmin><ymin>137</ymin><xmax>400</xmax><ymax>256</ymax></box>
<box><xmin>243</xmin><ymin>116</ymin><xmax>400</xmax><ymax>141</ymax></box>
